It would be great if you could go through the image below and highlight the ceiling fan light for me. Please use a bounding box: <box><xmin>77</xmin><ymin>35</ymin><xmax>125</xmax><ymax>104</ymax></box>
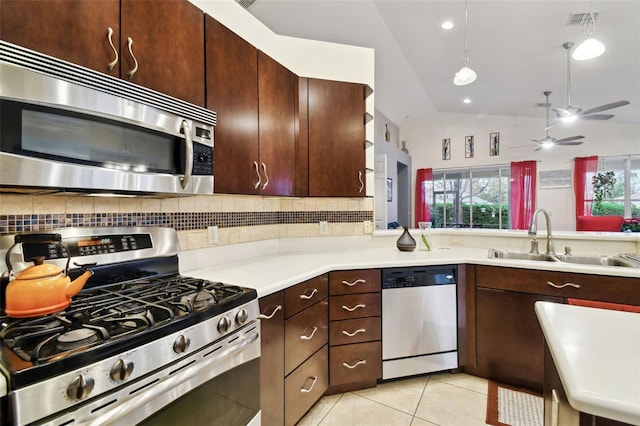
<box><xmin>541</xmin><ymin>141</ymin><xmax>554</xmax><ymax>149</ymax></box>
<box><xmin>453</xmin><ymin>66</ymin><xmax>477</xmax><ymax>86</ymax></box>
<box><xmin>560</xmin><ymin>114</ymin><xmax>578</xmax><ymax>123</ymax></box>
<box><xmin>572</xmin><ymin>37</ymin><xmax>605</xmax><ymax>60</ymax></box>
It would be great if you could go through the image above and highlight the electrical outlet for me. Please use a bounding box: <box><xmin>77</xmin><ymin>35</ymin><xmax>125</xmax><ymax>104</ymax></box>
<box><xmin>363</xmin><ymin>220</ymin><xmax>373</xmax><ymax>234</ymax></box>
<box><xmin>207</xmin><ymin>226</ymin><xmax>219</xmax><ymax>244</ymax></box>
<box><xmin>319</xmin><ymin>221</ymin><xmax>329</xmax><ymax>235</ymax></box>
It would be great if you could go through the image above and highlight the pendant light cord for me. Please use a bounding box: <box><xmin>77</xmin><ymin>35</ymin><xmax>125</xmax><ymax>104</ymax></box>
<box><xmin>463</xmin><ymin>0</ymin><xmax>469</xmax><ymax>66</ymax></box>
<box><xmin>585</xmin><ymin>0</ymin><xmax>596</xmax><ymax>38</ymax></box>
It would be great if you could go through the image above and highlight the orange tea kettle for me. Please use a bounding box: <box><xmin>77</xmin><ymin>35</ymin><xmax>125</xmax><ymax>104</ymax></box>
<box><xmin>4</xmin><ymin>234</ymin><xmax>93</xmax><ymax>318</ymax></box>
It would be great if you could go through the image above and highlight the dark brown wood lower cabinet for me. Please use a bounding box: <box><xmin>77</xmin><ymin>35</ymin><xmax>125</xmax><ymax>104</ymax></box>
<box><xmin>329</xmin><ymin>341</ymin><xmax>381</xmax><ymax>387</ymax></box>
<box><xmin>285</xmin><ymin>345</ymin><xmax>328</xmax><ymax>426</ymax></box>
<box><xmin>259</xmin><ymin>291</ymin><xmax>285</xmax><ymax>426</ymax></box>
<box><xmin>476</xmin><ymin>287</ymin><xmax>562</xmax><ymax>392</ymax></box>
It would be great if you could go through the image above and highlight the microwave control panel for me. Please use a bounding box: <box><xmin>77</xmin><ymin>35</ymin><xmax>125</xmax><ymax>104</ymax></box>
<box><xmin>22</xmin><ymin>234</ymin><xmax>153</xmax><ymax>260</ymax></box>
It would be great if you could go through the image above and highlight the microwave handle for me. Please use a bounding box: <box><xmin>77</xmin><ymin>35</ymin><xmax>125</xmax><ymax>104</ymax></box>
<box><xmin>180</xmin><ymin>120</ymin><xmax>193</xmax><ymax>190</ymax></box>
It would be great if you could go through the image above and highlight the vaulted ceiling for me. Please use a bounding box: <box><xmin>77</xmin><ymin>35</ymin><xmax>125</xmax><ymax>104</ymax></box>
<box><xmin>245</xmin><ymin>0</ymin><xmax>639</xmax><ymax>128</ymax></box>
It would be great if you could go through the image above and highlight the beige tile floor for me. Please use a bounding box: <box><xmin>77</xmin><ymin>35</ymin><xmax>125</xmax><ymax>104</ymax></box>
<box><xmin>299</xmin><ymin>373</ymin><xmax>489</xmax><ymax>426</ymax></box>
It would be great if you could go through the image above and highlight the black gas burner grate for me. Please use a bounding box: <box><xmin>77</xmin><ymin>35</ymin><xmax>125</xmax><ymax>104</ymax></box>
<box><xmin>0</xmin><ymin>275</ymin><xmax>249</xmax><ymax>364</ymax></box>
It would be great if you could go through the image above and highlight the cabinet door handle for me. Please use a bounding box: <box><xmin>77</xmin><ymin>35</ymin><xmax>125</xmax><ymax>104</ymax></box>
<box><xmin>253</xmin><ymin>161</ymin><xmax>261</xmax><ymax>189</ymax></box>
<box><xmin>258</xmin><ymin>304</ymin><xmax>282</xmax><ymax>320</ymax></box>
<box><xmin>300</xmin><ymin>326</ymin><xmax>318</xmax><ymax>341</ymax></box>
<box><xmin>342</xmin><ymin>328</ymin><xmax>366</xmax><ymax>337</ymax></box>
<box><xmin>342</xmin><ymin>279</ymin><xmax>366</xmax><ymax>287</ymax></box>
<box><xmin>106</xmin><ymin>27</ymin><xmax>118</xmax><ymax>72</ymax></box>
<box><xmin>126</xmin><ymin>37</ymin><xmax>139</xmax><ymax>79</ymax></box>
<box><xmin>300</xmin><ymin>376</ymin><xmax>318</xmax><ymax>393</ymax></box>
<box><xmin>342</xmin><ymin>360</ymin><xmax>367</xmax><ymax>369</ymax></box>
<box><xmin>261</xmin><ymin>162</ymin><xmax>269</xmax><ymax>190</ymax></box>
<box><xmin>299</xmin><ymin>288</ymin><xmax>318</xmax><ymax>300</ymax></box>
<box><xmin>358</xmin><ymin>171</ymin><xmax>364</xmax><ymax>193</ymax></box>
<box><xmin>547</xmin><ymin>281</ymin><xmax>580</xmax><ymax>289</ymax></box>
<box><xmin>342</xmin><ymin>303</ymin><xmax>365</xmax><ymax>312</ymax></box>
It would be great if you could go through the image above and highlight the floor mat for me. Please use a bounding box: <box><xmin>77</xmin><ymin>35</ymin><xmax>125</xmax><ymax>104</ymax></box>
<box><xmin>486</xmin><ymin>380</ymin><xmax>543</xmax><ymax>426</ymax></box>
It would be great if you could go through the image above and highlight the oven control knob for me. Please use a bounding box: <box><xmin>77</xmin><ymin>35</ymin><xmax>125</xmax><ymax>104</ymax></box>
<box><xmin>173</xmin><ymin>335</ymin><xmax>191</xmax><ymax>354</ymax></box>
<box><xmin>235</xmin><ymin>309</ymin><xmax>248</xmax><ymax>325</ymax></box>
<box><xmin>110</xmin><ymin>358</ymin><xmax>134</xmax><ymax>382</ymax></box>
<box><xmin>67</xmin><ymin>374</ymin><xmax>95</xmax><ymax>401</ymax></box>
<box><xmin>217</xmin><ymin>316</ymin><xmax>231</xmax><ymax>333</ymax></box>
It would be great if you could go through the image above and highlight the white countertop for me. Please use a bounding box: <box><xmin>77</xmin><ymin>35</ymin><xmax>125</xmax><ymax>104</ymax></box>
<box><xmin>182</xmin><ymin>241</ymin><xmax>640</xmax><ymax>297</ymax></box>
<box><xmin>535</xmin><ymin>302</ymin><xmax>640</xmax><ymax>425</ymax></box>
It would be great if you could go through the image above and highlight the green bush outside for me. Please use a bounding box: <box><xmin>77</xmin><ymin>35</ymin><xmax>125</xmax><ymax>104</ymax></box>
<box><xmin>592</xmin><ymin>202</ymin><xmax>640</xmax><ymax>217</ymax></box>
<box><xmin>431</xmin><ymin>203</ymin><xmax>509</xmax><ymax>229</ymax></box>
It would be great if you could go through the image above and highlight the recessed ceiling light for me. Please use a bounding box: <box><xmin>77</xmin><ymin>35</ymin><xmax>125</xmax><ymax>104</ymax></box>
<box><xmin>441</xmin><ymin>20</ymin><xmax>454</xmax><ymax>30</ymax></box>
<box><xmin>463</xmin><ymin>98</ymin><xmax>471</xmax><ymax>104</ymax></box>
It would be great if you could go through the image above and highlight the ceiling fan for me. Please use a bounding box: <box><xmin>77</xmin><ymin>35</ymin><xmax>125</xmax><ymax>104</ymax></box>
<box><xmin>515</xmin><ymin>91</ymin><xmax>585</xmax><ymax>150</ymax></box>
<box><xmin>547</xmin><ymin>42</ymin><xmax>630</xmax><ymax>128</ymax></box>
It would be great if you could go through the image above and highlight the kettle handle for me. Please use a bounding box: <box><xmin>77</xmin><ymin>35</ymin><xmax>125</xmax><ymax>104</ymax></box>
<box><xmin>5</xmin><ymin>233</ymin><xmax>68</xmax><ymax>277</ymax></box>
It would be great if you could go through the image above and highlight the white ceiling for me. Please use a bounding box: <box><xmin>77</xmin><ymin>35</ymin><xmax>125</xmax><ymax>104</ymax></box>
<box><xmin>245</xmin><ymin>0</ymin><xmax>639</xmax><ymax>128</ymax></box>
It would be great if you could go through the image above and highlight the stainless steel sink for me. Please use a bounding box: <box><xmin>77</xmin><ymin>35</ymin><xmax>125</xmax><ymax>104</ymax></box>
<box><xmin>488</xmin><ymin>249</ymin><xmax>559</xmax><ymax>262</ymax></box>
<box><xmin>488</xmin><ymin>249</ymin><xmax>640</xmax><ymax>268</ymax></box>
<box><xmin>555</xmin><ymin>254</ymin><xmax>639</xmax><ymax>268</ymax></box>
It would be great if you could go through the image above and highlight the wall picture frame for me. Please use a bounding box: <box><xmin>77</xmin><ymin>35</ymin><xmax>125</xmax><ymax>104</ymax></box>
<box><xmin>490</xmin><ymin>132</ymin><xmax>500</xmax><ymax>156</ymax></box>
<box><xmin>442</xmin><ymin>138</ymin><xmax>451</xmax><ymax>160</ymax></box>
<box><xmin>465</xmin><ymin>135</ymin><xmax>474</xmax><ymax>158</ymax></box>
<box><xmin>386</xmin><ymin>178</ymin><xmax>393</xmax><ymax>202</ymax></box>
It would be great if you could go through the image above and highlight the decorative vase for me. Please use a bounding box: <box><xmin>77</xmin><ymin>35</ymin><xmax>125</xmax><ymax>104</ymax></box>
<box><xmin>401</xmin><ymin>140</ymin><xmax>409</xmax><ymax>154</ymax></box>
<box><xmin>385</xmin><ymin>124</ymin><xmax>391</xmax><ymax>142</ymax></box>
<box><xmin>396</xmin><ymin>226</ymin><xmax>416</xmax><ymax>252</ymax></box>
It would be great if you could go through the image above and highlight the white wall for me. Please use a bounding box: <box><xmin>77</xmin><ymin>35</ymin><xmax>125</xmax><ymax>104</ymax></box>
<box><xmin>401</xmin><ymin>112</ymin><xmax>640</xmax><ymax>230</ymax></box>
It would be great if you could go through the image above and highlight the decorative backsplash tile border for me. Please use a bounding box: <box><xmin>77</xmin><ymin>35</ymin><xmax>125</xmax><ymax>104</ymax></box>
<box><xmin>0</xmin><ymin>210</ymin><xmax>373</xmax><ymax>235</ymax></box>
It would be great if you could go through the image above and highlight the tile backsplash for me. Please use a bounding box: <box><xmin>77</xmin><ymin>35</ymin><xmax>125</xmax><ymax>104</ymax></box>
<box><xmin>0</xmin><ymin>194</ymin><xmax>374</xmax><ymax>250</ymax></box>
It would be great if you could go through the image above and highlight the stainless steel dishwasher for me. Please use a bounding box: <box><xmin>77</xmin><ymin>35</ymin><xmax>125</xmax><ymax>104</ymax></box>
<box><xmin>381</xmin><ymin>266</ymin><xmax>458</xmax><ymax>379</ymax></box>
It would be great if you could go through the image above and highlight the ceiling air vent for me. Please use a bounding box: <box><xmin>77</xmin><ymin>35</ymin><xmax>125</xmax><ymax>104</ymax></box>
<box><xmin>566</xmin><ymin>12</ymin><xmax>599</xmax><ymax>26</ymax></box>
<box><xmin>236</xmin><ymin>0</ymin><xmax>257</xmax><ymax>9</ymax></box>
<box><xmin>535</xmin><ymin>102</ymin><xmax>551</xmax><ymax>108</ymax></box>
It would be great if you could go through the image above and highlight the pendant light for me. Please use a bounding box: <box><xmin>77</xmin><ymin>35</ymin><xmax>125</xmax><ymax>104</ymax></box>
<box><xmin>573</xmin><ymin>0</ymin><xmax>605</xmax><ymax>60</ymax></box>
<box><xmin>453</xmin><ymin>0</ymin><xmax>476</xmax><ymax>85</ymax></box>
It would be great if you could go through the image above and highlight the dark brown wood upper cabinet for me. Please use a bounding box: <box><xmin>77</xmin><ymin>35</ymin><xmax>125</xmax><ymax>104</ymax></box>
<box><xmin>205</xmin><ymin>15</ymin><xmax>260</xmax><ymax>194</ymax></box>
<box><xmin>0</xmin><ymin>0</ymin><xmax>120</xmax><ymax>75</ymax></box>
<box><xmin>308</xmin><ymin>78</ymin><xmax>366</xmax><ymax>197</ymax></box>
<box><xmin>120</xmin><ymin>0</ymin><xmax>205</xmax><ymax>107</ymax></box>
<box><xmin>205</xmin><ymin>16</ymin><xmax>296</xmax><ymax>196</ymax></box>
<box><xmin>1</xmin><ymin>0</ymin><xmax>205</xmax><ymax>107</ymax></box>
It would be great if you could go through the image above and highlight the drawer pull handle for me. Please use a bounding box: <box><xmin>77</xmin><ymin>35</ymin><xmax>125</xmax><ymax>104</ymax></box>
<box><xmin>258</xmin><ymin>305</ymin><xmax>282</xmax><ymax>320</ymax></box>
<box><xmin>342</xmin><ymin>279</ymin><xmax>366</xmax><ymax>287</ymax></box>
<box><xmin>300</xmin><ymin>376</ymin><xmax>318</xmax><ymax>393</ymax></box>
<box><xmin>299</xmin><ymin>288</ymin><xmax>318</xmax><ymax>300</ymax></box>
<box><xmin>300</xmin><ymin>326</ymin><xmax>318</xmax><ymax>341</ymax></box>
<box><xmin>546</xmin><ymin>281</ymin><xmax>581</xmax><ymax>289</ymax></box>
<box><xmin>342</xmin><ymin>328</ymin><xmax>366</xmax><ymax>337</ymax></box>
<box><xmin>342</xmin><ymin>304</ymin><xmax>365</xmax><ymax>312</ymax></box>
<box><xmin>343</xmin><ymin>360</ymin><xmax>367</xmax><ymax>369</ymax></box>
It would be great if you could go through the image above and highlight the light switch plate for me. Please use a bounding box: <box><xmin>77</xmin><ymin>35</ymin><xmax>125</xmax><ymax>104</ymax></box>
<box><xmin>363</xmin><ymin>220</ymin><xmax>373</xmax><ymax>233</ymax></box>
<box><xmin>319</xmin><ymin>221</ymin><xmax>329</xmax><ymax>235</ymax></box>
<box><xmin>207</xmin><ymin>226</ymin><xmax>219</xmax><ymax>244</ymax></box>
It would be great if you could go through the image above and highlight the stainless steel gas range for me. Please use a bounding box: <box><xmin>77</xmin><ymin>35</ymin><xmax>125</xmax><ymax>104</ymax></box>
<box><xmin>0</xmin><ymin>227</ymin><xmax>261</xmax><ymax>426</ymax></box>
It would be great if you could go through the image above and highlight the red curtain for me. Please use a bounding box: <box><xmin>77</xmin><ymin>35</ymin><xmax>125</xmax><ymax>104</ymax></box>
<box><xmin>415</xmin><ymin>168</ymin><xmax>433</xmax><ymax>227</ymax></box>
<box><xmin>510</xmin><ymin>161</ymin><xmax>537</xmax><ymax>230</ymax></box>
<box><xmin>574</xmin><ymin>156</ymin><xmax>598</xmax><ymax>219</ymax></box>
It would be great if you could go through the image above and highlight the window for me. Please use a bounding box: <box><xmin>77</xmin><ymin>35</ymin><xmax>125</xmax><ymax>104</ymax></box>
<box><xmin>431</xmin><ymin>166</ymin><xmax>510</xmax><ymax>229</ymax></box>
<box><xmin>595</xmin><ymin>155</ymin><xmax>640</xmax><ymax>218</ymax></box>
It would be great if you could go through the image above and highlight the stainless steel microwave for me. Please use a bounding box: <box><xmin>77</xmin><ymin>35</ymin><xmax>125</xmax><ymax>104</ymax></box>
<box><xmin>0</xmin><ymin>41</ymin><xmax>216</xmax><ymax>196</ymax></box>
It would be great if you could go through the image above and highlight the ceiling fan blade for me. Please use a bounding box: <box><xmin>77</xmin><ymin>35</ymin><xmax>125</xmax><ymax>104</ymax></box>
<box><xmin>510</xmin><ymin>144</ymin><xmax>538</xmax><ymax>149</ymax></box>
<box><xmin>552</xmin><ymin>108</ymin><xmax>570</xmax><ymax>116</ymax></box>
<box><xmin>581</xmin><ymin>100</ymin><xmax>630</xmax><ymax>115</ymax></box>
<box><xmin>544</xmin><ymin>122</ymin><xmax>558</xmax><ymax>131</ymax></box>
<box><xmin>555</xmin><ymin>140</ymin><xmax>584</xmax><ymax>146</ymax></box>
<box><xmin>554</xmin><ymin>135</ymin><xmax>585</xmax><ymax>143</ymax></box>
<box><xmin>579</xmin><ymin>114</ymin><xmax>614</xmax><ymax>121</ymax></box>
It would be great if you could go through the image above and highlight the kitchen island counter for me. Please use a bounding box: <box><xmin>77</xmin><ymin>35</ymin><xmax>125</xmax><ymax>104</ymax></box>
<box><xmin>535</xmin><ymin>301</ymin><xmax>640</xmax><ymax>425</ymax></box>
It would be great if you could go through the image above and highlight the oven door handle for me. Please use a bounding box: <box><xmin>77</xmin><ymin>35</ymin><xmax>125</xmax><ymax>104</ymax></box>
<box><xmin>83</xmin><ymin>329</ymin><xmax>259</xmax><ymax>426</ymax></box>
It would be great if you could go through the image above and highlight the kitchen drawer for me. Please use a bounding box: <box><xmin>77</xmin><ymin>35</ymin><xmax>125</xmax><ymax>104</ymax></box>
<box><xmin>285</xmin><ymin>345</ymin><xmax>328</xmax><ymax>426</ymax></box>
<box><xmin>285</xmin><ymin>274</ymin><xmax>328</xmax><ymax>319</ymax></box>
<box><xmin>329</xmin><ymin>269</ymin><xmax>381</xmax><ymax>295</ymax></box>
<box><xmin>475</xmin><ymin>266</ymin><xmax>640</xmax><ymax>305</ymax></box>
<box><xmin>329</xmin><ymin>341</ymin><xmax>381</xmax><ymax>387</ymax></box>
<box><xmin>285</xmin><ymin>298</ymin><xmax>328</xmax><ymax>375</ymax></box>
<box><xmin>329</xmin><ymin>293</ymin><xmax>381</xmax><ymax>321</ymax></box>
<box><xmin>329</xmin><ymin>317</ymin><xmax>380</xmax><ymax>346</ymax></box>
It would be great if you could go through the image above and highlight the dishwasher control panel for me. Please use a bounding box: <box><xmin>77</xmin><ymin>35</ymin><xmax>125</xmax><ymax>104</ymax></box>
<box><xmin>382</xmin><ymin>266</ymin><xmax>456</xmax><ymax>288</ymax></box>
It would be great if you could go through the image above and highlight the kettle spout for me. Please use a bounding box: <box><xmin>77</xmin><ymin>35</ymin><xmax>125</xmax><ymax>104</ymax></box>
<box><xmin>66</xmin><ymin>269</ymin><xmax>94</xmax><ymax>298</ymax></box>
